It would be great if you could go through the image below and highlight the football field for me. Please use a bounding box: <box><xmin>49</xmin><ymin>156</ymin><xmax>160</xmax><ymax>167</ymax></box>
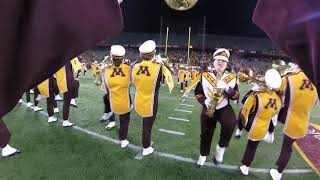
<box><xmin>1</xmin><ymin>72</ymin><xmax>319</xmax><ymax>180</ymax></box>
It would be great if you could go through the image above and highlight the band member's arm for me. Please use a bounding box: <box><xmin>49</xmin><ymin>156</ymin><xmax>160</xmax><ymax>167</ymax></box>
<box><xmin>194</xmin><ymin>82</ymin><xmax>206</xmax><ymax>107</ymax></box>
<box><xmin>225</xmin><ymin>83</ymin><xmax>240</xmax><ymax>100</ymax></box>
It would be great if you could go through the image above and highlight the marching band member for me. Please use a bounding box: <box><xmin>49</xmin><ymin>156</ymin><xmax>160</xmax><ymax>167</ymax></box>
<box><xmin>269</xmin><ymin>63</ymin><xmax>318</xmax><ymax>180</ymax></box>
<box><xmin>37</xmin><ymin>76</ymin><xmax>60</xmax><ymax>123</ymax></box>
<box><xmin>32</xmin><ymin>87</ymin><xmax>43</xmax><ymax>112</ymax></box>
<box><xmin>81</xmin><ymin>63</ymin><xmax>87</xmax><ymax>77</ymax></box>
<box><xmin>183</xmin><ymin>48</ymin><xmax>239</xmax><ymax>167</ymax></box>
<box><xmin>236</xmin><ymin>69</ymin><xmax>282</xmax><ymax>176</ymax></box>
<box><xmin>37</xmin><ymin>60</ymin><xmax>79</xmax><ymax>127</ymax></box>
<box><xmin>191</xmin><ymin>67</ymin><xmax>199</xmax><ymax>80</ymax></box>
<box><xmin>101</xmin><ymin>45</ymin><xmax>131</xmax><ymax>148</ymax></box>
<box><xmin>185</xmin><ymin>67</ymin><xmax>191</xmax><ymax>88</ymax></box>
<box><xmin>99</xmin><ymin>56</ymin><xmax>114</xmax><ymax>125</ymax></box>
<box><xmin>178</xmin><ymin>66</ymin><xmax>186</xmax><ymax>92</ymax></box>
<box><xmin>132</xmin><ymin>40</ymin><xmax>173</xmax><ymax>156</ymax></box>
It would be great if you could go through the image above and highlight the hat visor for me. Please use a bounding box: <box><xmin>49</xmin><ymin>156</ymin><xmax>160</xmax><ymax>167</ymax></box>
<box><xmin>213</xmin><ymin>56</ymin><xmax>229</xmax><ymax>62</ymax></box>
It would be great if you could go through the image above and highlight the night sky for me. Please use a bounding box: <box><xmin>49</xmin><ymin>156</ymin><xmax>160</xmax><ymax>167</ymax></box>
<box><xmin>120</xmin><ymin>0</ymin><xmax>266</xmax><ymax>37</ymax></box>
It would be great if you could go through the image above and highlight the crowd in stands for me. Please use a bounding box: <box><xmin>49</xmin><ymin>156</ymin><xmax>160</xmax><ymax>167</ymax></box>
<box><xmin>80</xmin><ymin>32</ymin><xmax>285</xmax><ymax>75</ymax></box>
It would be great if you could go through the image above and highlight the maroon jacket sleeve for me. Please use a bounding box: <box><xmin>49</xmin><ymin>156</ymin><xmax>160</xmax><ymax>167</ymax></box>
<box><xmin>194</xmin><ymin>82</ymin><xmax>206</xmax><ymax>107</ymax></box>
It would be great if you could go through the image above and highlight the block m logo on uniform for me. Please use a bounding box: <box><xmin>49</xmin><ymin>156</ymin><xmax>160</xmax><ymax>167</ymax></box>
<box><xmin>111</xmin><ymin>68</ymin><xmax>125</xmax><ymax>77</ymax></box>
<box><xmin>264</xmin><ymin>98</ymin><xmax>277</xmax><ymax>110</ymax></box>
<box><xmin>136</xmin><ymin>66</ymin><xmax>150</xmax><ymax>76</ymax></box>
<box><xmin>299</xmin><ymin>79</ymin><xmax>314</xmax><ymax>90</ymax></box>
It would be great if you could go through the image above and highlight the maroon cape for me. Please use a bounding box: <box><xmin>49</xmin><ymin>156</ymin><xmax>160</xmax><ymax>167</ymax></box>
<box><xmin>0</xmin><ymin>0</ymin><xmax>123</xmax><ymax>118</ymax></box>
<box><xmin>253</xmin><ymin>0</ymin><xmax>320</xmax><ymax>95</ymax></box>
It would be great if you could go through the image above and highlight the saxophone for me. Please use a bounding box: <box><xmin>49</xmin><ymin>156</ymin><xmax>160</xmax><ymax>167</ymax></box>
<box><xmin>95</xmin><ymin>56</ymin><xmax>112</xmax><ymax>86</ymax></box>
<box><xmin>206</xmin><ymin>72</ymin><xmax>224</xmax><ymax>118</ymax></box>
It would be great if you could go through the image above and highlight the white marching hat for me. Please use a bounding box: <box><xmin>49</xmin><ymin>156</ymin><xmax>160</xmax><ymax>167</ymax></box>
<box><xmin>110</xmin><ymin>45</ymin><xmax>126</xmax><ymax>57</ymax></box>
<box><xmin>265</xmin><ymin>69</ymin><xmax>282</xmax><ymax>89</ymax></box>
<box><xmin>139</xmin><ymin>40</ymin><xmax>156</xmax><ymax>55</ymax></box>
<box><xmin>213</xmin><ymin>48</ymin><xmax>230</xmax><ymax>62</ymax></box>
<box><xmin>288</xmin><ymin>62</ymin><xmax>299</xmax><ymax>69</ymax></box>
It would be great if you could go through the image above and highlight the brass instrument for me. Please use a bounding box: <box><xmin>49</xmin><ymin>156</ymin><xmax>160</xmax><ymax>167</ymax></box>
<box><xmin>238</xmin><ymin>69</ymin><xmax>266</xmax><ymax>87</ymax></box>
<box><xmin>206</xmin><ymin>72</ymin><xmax>224</xmax><ymax>118</ymax></box>
<box><xmin>164</xmin><ymin>0</ymin><xmax>198</xmax><ymax>11</ymax></box>
<box><xmin>93</xmin><ymin>56</ymin><xmax>111</xmax><ymax>86</ymax></box>
<box><xmin>239</xmin><ymin>68</ymin><xmax>282</xmax><ymax>93</ymax></box>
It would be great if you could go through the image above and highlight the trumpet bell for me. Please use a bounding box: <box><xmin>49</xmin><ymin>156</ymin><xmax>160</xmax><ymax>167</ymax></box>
<box><xmin>265</xmin><ymin>69</ymin><xmax>282</xmax><ymax>89</ymax></box>
<box><xmin>164</xmin><ymin>0</ymin><xmax>198</xmax><ymax>11</ymax></box>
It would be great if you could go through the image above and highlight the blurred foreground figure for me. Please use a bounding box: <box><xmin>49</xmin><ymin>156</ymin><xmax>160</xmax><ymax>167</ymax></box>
<box><xmin>253</xmin><ymin>0</ymin><xmax>320</xmax><ymax>95</ymax></box>
<box><xmin>0</xmin><ymin>0</ymin><xmax>123</xmax><ymax>157</ymax></box>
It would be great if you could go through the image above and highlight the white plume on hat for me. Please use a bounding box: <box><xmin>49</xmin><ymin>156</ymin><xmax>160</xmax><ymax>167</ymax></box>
<box><xmin>139</xmin><ymin>40</ymin><xmax>156</xmax><ymax>54</ymax></box>
<box><xmin>110</xmin><ymin>45</ymin><xmax>125</xmax><ymax>57</ymax></box>
<box><xmin>213</xmin><ymin>48</ymin><xmax>230</xmax><ymax>62</ymax></box>
<box><xmin>265</xmin><ymin>69</ymin><xmax>282</xmax><ymax>89</ymax></box>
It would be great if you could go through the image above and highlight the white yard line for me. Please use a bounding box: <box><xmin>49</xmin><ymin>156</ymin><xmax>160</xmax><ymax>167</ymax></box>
<box><xmin>18</xmin><ymin>101</ymin><xmax>313</xmax><ymax>174</ymax></box>
<box><xmin>168</xmin><ymin>117</ymin><xmax>190</xmax><ymax>122</ymax></box>
<box><xmin>180</xmin><ymin>104</ymin><xmax>194</xmax><ymax>107</ymax></box>
<box><xmin>159</xmin><ymin>96</ymin><xmax>197</xmax><ymax>103</ymax></box>
<box><xmin>174</xmin><ymin>109</ymin><xmax>192</xmax><ymax>113</ymax></box>
<box><xmin>158</xmin><ymin>129</ymin><xmax>185</xmax><ymax>136</ymax></box>
<box><xmin>134</xmin><ymin>153</ymin><xmax>144</xmax><ymax>160</ymax></box>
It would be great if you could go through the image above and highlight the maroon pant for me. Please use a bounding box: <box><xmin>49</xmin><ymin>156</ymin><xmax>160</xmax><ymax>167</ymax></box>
<box><xmin>0</xmin><ymin>120</ymin><xmax>10</xmax><ymax>148</ymax></box>
<box><xmin>63</xmin><ymin>80</ymin><xmax>79</xmax><ymax>120</ymax></box>
<box><xmin>200</xmin><ymin>105</ymin><xmax>237</xmax><ymax>156</ymax></box>
<box><xmin>276</xmin><ymin>135</ymin><xmax>295</xmax><ymax>173</ymax></box>
<box><xmin>142</xmin><ymin>115</ymin><xmax>156</xmax><ymax>148</ymax></box>
<box><xmin>34</xmin><ymin>88</ymin><xmax>40</xmax><ymax>106</ymax></box>
<box><xmin>109</xmin><ymin>112</ymin><xmax>131</xmax><ymax>140</ymax></box>
<box><xmin>103</xmin><ymin>94</ymin><xmax>111</xmax><ymax>114</ymax></box>
<box><xmin>25</xmin><ymin>90</ymin><xmax>31</xmax><ymax>103</ymax></box>
<box><xmin>46</xmin><ymin>77</ymin><xmax>58</xmax><ymax>117</ymax></box>
<box><xmin>241</xmin><ymin>140</ymin><xmax>260</xmax><ymax>166</ymax></box>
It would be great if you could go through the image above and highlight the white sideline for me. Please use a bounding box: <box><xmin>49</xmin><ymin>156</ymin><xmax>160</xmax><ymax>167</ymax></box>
<box><xmin>168</xmin><ymin>117</ymin><xmax>190</xmax><ymax>122</ymax></box>
<box><xmin>158</xmin><ymin>129</ymin><xmax>185</xmax><ymax>136</ymax></box>
<box><xmin>174</xmin><ymin>109</ymin><xmax>192</xmax><ymax>113</ymax></box>
<box><xmin>19</xmin><ymin>101</ymin><xmax>313</xmax><ymax>174</ymax></box>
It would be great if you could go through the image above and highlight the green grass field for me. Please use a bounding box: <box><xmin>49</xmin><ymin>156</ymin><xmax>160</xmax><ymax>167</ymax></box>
<box><xmin>1</xmin><ymin>71</ymin><xmax>319</xmax><ymax>180</ymax></box>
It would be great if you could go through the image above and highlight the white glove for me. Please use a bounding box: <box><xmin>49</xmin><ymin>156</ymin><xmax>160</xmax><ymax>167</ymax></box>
<box><xmin>118</xmin><ymin>0</ymin><xmax>123</xmax><ymax>4</ymax></box>
<box><xmin>263</xmin><ymin>132</ymin><xmax>274</xmax><ymax>143</ymax></box>
<box><xmin>216</xmin><ymin>80</ymin><xmax>229</xmax><ymax>91</ymax></box>
<box><xmin>204</xmin><ymin>98</ymin><xmax>211</xmax><ymax>108</ymax></box>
